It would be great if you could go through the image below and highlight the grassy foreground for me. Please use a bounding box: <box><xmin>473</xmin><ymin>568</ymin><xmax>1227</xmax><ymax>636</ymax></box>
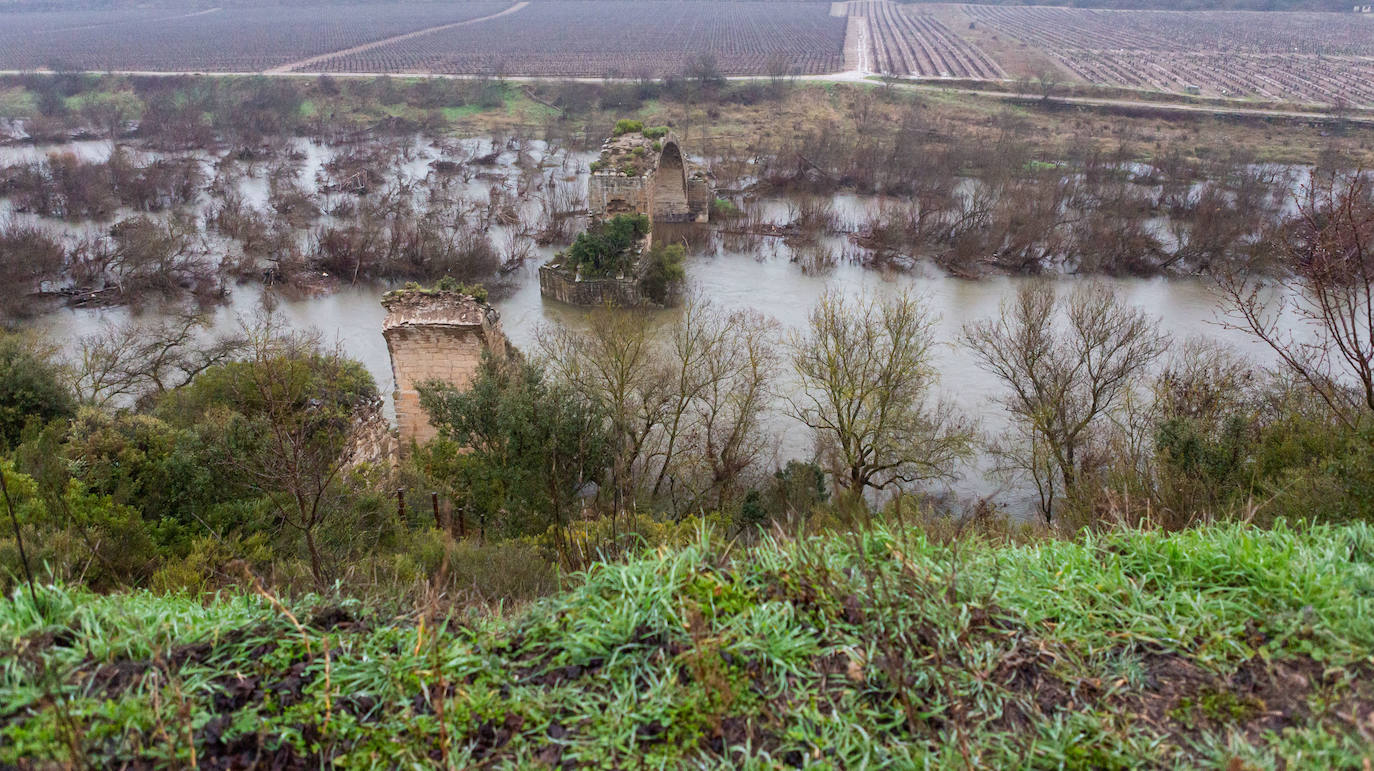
<box><xmin>3</xmin><ymin>522</ymin><xmax>1373</xmax><ymax>769</ymax></box>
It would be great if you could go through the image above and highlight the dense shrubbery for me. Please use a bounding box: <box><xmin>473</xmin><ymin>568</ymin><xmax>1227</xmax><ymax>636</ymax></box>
<box><xmin>638</xmin><ymin>243</ymin><xmax>685</xmax><ymax>304</ymax></box>
<box><xmin>0</xmin><ymin>324</ymin><xmax>398</xmax><ymax>594</ymax></box>
<box><xmin>562</xmin><ymin>213</ymin><xmax>650</xmax><ymax>278</ymax></box>
<box><xmin>418</xmin><ymin>354</ymin><xmax>610</xmax><ymax>550</ymax></box>
<box><xmin>0</xmin><ymin>334</ymin><xmax>73</xmax><ymax>449</ymax></box>
<box><xmin>612</xmin><ymin>118</ymin><xmax>644</xmax><ymax>136</ymax></box>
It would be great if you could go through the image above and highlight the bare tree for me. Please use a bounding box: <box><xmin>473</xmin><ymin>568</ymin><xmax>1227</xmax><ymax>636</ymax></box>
<box><xmin>538</xmin><ymin>307</ymin><xmax>672</xmax><ymax>515</ymax></box>
<box><xmin>74</xmin><ymin>309</ymin><xmax>248</xmax><ymax>408</ymax></box>
<box><xmin>788</xmin><ymin>290</ymin><xmax>972</xmax><ymax>496</ymax></box>
<box><xmin>215</xmin><ymin>321</ymin><xmax>372</xmax><ymax>587</ymax></box>
<box><xmin>765</xmin><ymin>53</ymin><xmax>793</xmax><ymax>93</ymax></box>
<box><xmin>540</xmin><ymin>297</ymin><xmax>780</xmax><ymax>516</ymax></box>
<box><xmin>685</xmin><ymin>53</ymin><xmax>725</xmax><ymax>90</ymax></box>
<box><xmin>1035</xmin><ymin>68</ymin><xmax>1061</xmax><ymax>102</ymax></box>
<box><xmin>650</xmin><ymin>296</ymin><xmax>719</xmax><ymax>501</ymax></box>
<box><xmin>963</xmin><ymin>280</ymin><xmax>1169</xmax><ymax>522</ymax></box>
<box><xmin>1217</xmin><ymin>170</ymin><xmax>1374</xmax><ymax>429</ymax></box>
<box><xmin>653</xmin><ymin>297</ymin><xmax>780</xmax><ymax>512</ymax></box>
<box><xmin>79</xmin><ymin>94</ymin><xmax>135</xmax><ymax>140</ymax></box>
<box><xmin>692</xmin><ymin>307</ymin><xmax>780</xmax><ymax>511</ymax></box>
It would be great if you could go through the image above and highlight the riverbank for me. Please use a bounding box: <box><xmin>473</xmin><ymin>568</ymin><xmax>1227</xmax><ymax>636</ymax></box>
<box><xmin>4</xmin><ymin>520</ymin><xmax>1372</xmax><ymax>767</ymax></box>
<box><xmin>3</xmin><ymin>74</ymin><xmax>1371</xmax><ymax>167</ymax></box>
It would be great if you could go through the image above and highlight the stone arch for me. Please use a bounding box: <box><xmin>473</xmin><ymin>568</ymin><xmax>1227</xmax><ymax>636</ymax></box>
<box><xmin>652</xmin><ymin>139</ymin><xmax>691</xmax><ymax>222</ymax></box>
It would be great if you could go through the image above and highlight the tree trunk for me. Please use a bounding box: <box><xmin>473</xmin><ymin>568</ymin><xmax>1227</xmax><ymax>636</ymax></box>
<box><xmin>304</xmin><ymin>527</ymin><xmax>324</xmax><ymax>589</ymax></box>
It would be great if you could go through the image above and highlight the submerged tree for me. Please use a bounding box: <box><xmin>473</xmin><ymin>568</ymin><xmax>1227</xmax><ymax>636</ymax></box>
<box><xmin>788</xmin><ymin>290</ymin><xmax>971</xmax><ymax>495</ymax></box>
<box><xmin>0</xmin><ymin>223</ymin><xmax>65</xmax><ymax>318</ymax></box>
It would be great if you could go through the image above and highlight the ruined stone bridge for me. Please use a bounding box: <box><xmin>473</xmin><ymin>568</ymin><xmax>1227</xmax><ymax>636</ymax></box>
<box><xmin>586</xmin><ymin>131</ymin><xmax>711</xmax><ymax>225</ymax></box>
<box><xmin>381</xmin><ymin>287</ymin><xmax>508</xmax><ymax>453</ymax></box>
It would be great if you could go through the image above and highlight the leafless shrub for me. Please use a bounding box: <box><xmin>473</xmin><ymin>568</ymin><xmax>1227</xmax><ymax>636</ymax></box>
<box><xmin>790</xmin><ymin>243</ymin><xmax>837</xmax><ymax>276</ymax></box>
<box><xmin>499</xmin><ymin>233</ymin><xmax>534</xmax><ymax>273</ymax></box>
<box><xmin>2</xmin><ymin>152</ymin><xmax>117</xmax><ymax>220</ymax></box>
<box><xmin>102</xmin><ymin>214</ymin><xmax>221</xmax><ymax>300</ymax></box>
<box><xmin>533</xmin><ymin>173</ymin><xmax>586</xmax><ymax>246</ymax></box>
<box><xmin>785</xmin><ymin>195</ymin><xmax>840</xmax><ymax>239</ymax></box>
<box><xmin>1217</xmin><ymin>169</ymin><xmax>1374</xmax><ymax>427</ymax></box>
<box><xmin>0</xmin><ymin>220</ymin><xmax>66</xmax><ymax>317</ymax></box>
<box><xmin>963</xmin><ymin>280</ymin><xmax>1170</xmax><ymax>524</ymax></box>
<box><xmin>269</xmin><ymin>175</ymin><xmax>321</xmax><ymax>227</ymax></box>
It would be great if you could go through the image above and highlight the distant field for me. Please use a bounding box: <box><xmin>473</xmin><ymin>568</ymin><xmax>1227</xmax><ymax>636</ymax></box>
<box><xmin>0</xmin><ymin>2</ymin><xmax>512</xmax><ymax>72</ymax></box>
<box><xmin>0</xmin><ymin>0</ymin><xmax>1368</xmax><ymax>106</ymax></box>
<box><xmin>957</xmin><ymin>5</ymin><xmax>1374</xmax><ymax>105</ymax></box>
<box><xmin>847</xmin><ymin>0</ymin><xmax>1002</xmax><ymax>78</ymax></box>
<box><xmin>312</xmin><ymin>1</ymin><xmax>847</xmax><ymax>77</ymax></box>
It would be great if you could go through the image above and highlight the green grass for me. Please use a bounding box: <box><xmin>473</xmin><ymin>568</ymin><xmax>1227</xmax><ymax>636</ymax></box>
<box><xmin>441</xmin><ymin>104</ymin><xmax>486</xmax><ymax>121</ymax></box>
<box><xmin>502</xmin><ymin>90</ymin><xmax>558</xmax><ymax>121</ymax></box>
<box><xmin>3</xmin><ymin>521</ymin><xmax>1372</xmax><ymax>768</ymax></box>
<box><xmin>0</xmin><ymin>87</ymin><xmax>37</xmax><ymax>119</ymax></box>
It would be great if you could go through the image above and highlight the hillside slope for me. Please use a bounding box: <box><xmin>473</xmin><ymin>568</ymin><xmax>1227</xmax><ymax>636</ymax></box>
<box><xmin>4</xmin><ymin>522</ymin><xmax>1373</xmax><ymax>768</ymax></box>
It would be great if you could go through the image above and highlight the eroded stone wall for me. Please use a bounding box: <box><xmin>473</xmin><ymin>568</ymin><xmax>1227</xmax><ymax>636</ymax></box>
<box><xmin>687</xmin><ymin>176</ymin><xmax>712</xmax><ymax>222</ymax></box>
<box><xmin>344</xmin><ymin>396</ymin><xmax>398</xmax><ymax>470</ymax></box>
<box><xmin>538</xmin><ymin>263</ymin><xmax>651</xmax><ymax>307</ymax></box>
<box><xmin>386</xmin><ymin>325</ymin><xmax>486</xmax><ymax>447</ymax></box>
<box><xmin>587</xmin><ymin>174</ymin><xmax>650</xmax><ymax>220</ymax></box>
<box><xmin>382</xmin><ymin>291</ymin><xmax>507</xmax><ymax>453</ymax></box>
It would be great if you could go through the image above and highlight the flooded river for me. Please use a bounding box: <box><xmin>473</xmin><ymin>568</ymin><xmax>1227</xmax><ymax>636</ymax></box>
<box><xmin>7</xmin><ymin>136</ymin><xmax>1302</xmax><ymax>512</ymax></box>
<box><xmin>31</xmin><ymin>244</ymin><xmax>1295</xmax><ymax>510</ymax></box>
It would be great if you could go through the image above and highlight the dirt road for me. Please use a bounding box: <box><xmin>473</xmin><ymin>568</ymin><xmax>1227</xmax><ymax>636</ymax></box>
<box><xmin>264</xmin><ymin>1</ymin><xmax>529</xmax><ymax>74</ymax></box>
<box><xmin>885</xmin><ymin>80</ymin><xmax>1374</xmax><ymax>127</ymax></box>
<box><xmin>1</xmin><ymin>63</ymin><xmax>1367</xmax><ymax>127</ymax></box>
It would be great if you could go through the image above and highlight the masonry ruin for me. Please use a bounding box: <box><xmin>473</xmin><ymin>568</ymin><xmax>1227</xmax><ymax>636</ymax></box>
<box><xmin>381</xmin><ymin>287</ymin><xmax>508</xmax><ymax>453</ymax></box>
<box><xmin>585</xmin><ymin>130</ymin><xmax>712</xmax><ymax>225</ymax></box>
<box><xmin>540</xmin><ymin>127</ymin><xmax>711</xmax><ymax>306</ymax></box>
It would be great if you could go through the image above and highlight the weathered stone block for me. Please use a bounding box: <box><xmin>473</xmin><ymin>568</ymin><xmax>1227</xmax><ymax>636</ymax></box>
<box><xmin>381</xmin><ymin>290</ymin><xmax>509</xmax><ymax>455</ymax></box>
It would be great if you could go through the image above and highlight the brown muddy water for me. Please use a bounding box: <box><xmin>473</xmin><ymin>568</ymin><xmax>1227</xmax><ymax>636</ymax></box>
<box><xmin>32</xmin><ymin>248</ymin><xmax>1297</xmax><ymax>512</ymax></box>
<box><xmin>8</xmin><ymin>137</ymin><xmax>1302</xmax><ymax>513</ymax></box>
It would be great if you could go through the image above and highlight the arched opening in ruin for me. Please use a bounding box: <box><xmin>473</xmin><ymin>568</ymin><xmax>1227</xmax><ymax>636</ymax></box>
<box><xmin>652</xmin><ymin>140</ymin><xmax>691</xmax><ymax>222</ymax></box>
